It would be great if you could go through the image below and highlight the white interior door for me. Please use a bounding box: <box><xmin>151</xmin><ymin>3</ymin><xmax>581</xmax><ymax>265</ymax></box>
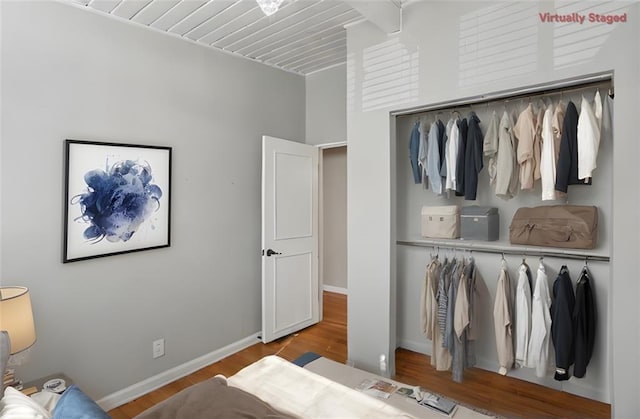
<box><xmin>262</xmin><ymin>136</ymin><xmax>319</xmax><ymax>343</ymax></box>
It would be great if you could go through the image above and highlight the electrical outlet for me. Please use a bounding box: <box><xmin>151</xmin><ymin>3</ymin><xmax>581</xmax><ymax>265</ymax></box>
<box><xmin>153</xmin><ymin>338</ymin><xmax>165</xmax><ymax>359</ymax></box>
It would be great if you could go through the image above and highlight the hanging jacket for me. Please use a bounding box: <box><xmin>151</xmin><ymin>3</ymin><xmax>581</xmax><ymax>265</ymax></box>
<box><xmin>409</xmin><ymin>122</ymin><xmax>421</xmax><ymax>184</ymax></box>
<box><xmin>573</xmin><ymin>267</ymin><xmax>596</xmax><ymax>378</ymax></box>
<box><xmin>514</xmin><ymin>104</ymin><xmax>537</xmax><ymax>190</ymax></box>
<box><xmin>495</xmin><ymin>111</ymin><xmax>518</xmax><ymax>200</ymax></box>
<box><xmin>527</xmin><ymin>262</ymin><xmax>552</xmax><ymax>377</ymax></box>
<box><xmin>493</xmin><ymin>261</ymin><xmax>514</xmax><ymax>375</ymax></box>
<box><xmin>437</xmin><ymin>119</ymin><xmax>447</xmax><ymax>181</ymax></box>
<box><xmin>551</xmin><ymin>266</ymin><xmax>575</xmax><ymax>381</ymax></box>
<box><xmin>555</xmin><ymin>101</ymin><xmax>591</xmax><ymax>193</ymax></box>
<box><xmin>464</xmin><ymin>112</ymin><xmax>484</xmax><ymax>200</ymax></box>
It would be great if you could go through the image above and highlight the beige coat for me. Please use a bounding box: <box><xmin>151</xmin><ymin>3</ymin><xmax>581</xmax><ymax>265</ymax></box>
<box><xmin>493</xmin><ymin>263</ymin><xmax>514</xmax><ymax>375</ymax></box>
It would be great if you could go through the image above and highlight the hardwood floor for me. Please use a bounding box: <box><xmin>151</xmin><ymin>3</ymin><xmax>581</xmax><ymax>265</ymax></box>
<box><xmin>108</xmin><ymin>292</ymin><xmax>610</xmax><ymax>418</ymax></box>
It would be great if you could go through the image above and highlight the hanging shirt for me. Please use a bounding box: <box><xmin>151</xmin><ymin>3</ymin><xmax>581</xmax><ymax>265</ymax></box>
<box><xmin>513</xmin><ymin>104</ymin><xmax>537</xmax><ymax>190</ymax></box>
<box><xmin>421</xmin><ymin>258</ymin><xmax>452</xmax><ymax>370</ymax></box>
<box><xmin>455</xmin><ymin>118</ymin><xmax>468</xmax><ymax>196</ymax></box>
<box><xmin>464</xmin><ymin>259</ymin><xmax>484</xmax><ymax>369</ymax></box>
<box><xmin>577</xmin><ymin>91</ymin><xmax>603</xmax><ymax>182</ymax></box>
<box><xmin>418</xmin><ymin>121</ymin><xmax>429</xmax><ymax>187</ymax></box>
<box><xmin>409</xmin><ymin>122</ymin><xmax>421</xmax><ymax>184</ymax></box>
<box><xmin>427</xmin><ymin>121</ymin><xmax>442</xmax><ymax>194</ymax></box>
<box><xmin>483</xmin><ymin>111</ymin><xmax>500</xmax><ymax>185</ymax></box>
<box><xmin>515</xmin><ymin>263</ymin><xmax>532</xmax><ymax>368</ymax></box>
<box><xmin>446</xmin><ymin>119</ymin><xmax>460</xmax><ymax>191</ymax></box>
<box><xmin>464</xmin><ymin>112</ymin><xmax>484</xmax><ymax>200</ymax></box>
<box><xmin>551</xmin><ymin>266</ymin><xmax>576</xmax><ymax>381</ymax></box>
<box><xmin>533</xmin><ymin>104</ymin><xmax>545</xmax><ymax>181</ymax></box>
<box><xmin>540</xmin><ymin>103</ymin><xmax>556</xmax><ymax>200</ymax></box>
<box><xmin>552</xmin><ymin>101</ymin><xmax>566</xmax><ymax>161</ymax></box>
<box><xmin>573</xmin><ymin>267</ymin><xmax>596</xmax><ymax>378</ymax></box>
<box><xmin>495</xmin><ymin>111</ymin><xmax>518</xmax><ymax>200</ymax></box>
<box><xmin>527</xmin><ymin>262</ymin><xmax>552</xmax><ymax>377</ymax></box>
<box><xmin>436</xmin><ymin>258</ymin><xmax>453</xmax><ymax>371</ymax></box>
<box><xmin>493</xmin><ymin>261</ymin><xmax>514</xmax><ymax>375</ymax></box>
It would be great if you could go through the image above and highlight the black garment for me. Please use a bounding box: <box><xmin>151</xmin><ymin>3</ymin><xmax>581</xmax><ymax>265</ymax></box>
<box><xmin>464</xmin><ymin>112</ymin><xmax>483</xmax><ymax>200</ymax></box>
<box><xmin>551</xmin><ymin>266</ymin><xmax>576</xmax><ymax>381</ymax></box>
<box><xmin>573</xmin><ymin>267</ymin><xmax>596</xmax><ymax>378</ymax></box>
<box><xmin>455</xmin><ymin>118</ymin><xmax>468</xmax><ymax>196</ymax></box>
<box><xmin>555</xmin><ymin>101</ymin><xmax>592</xmax><ymax>193</ymax></box>
<box><xmin>437</xmin><ymin>119</ymin><xmax>447</xmax><ymax>178</ymax></box>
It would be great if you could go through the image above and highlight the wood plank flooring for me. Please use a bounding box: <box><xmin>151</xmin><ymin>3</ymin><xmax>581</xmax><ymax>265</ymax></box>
<box><xmin>108</xmin><ymin>292</ymin><xmax>610</xmax><ymax>418</ymax></box>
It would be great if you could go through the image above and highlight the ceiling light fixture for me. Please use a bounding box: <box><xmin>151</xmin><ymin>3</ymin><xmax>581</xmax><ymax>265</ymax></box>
<box><xmin>256</xmin><ymin>0</ymin><xmax>284</xmax><ymax>16</ymax></box>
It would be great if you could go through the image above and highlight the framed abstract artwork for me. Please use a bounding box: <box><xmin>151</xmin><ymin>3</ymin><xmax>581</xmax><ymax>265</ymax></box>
<box><xmin>63</xmin><ymin>139</ymin><xmax>172</xmax><ymax>263</ymax></box>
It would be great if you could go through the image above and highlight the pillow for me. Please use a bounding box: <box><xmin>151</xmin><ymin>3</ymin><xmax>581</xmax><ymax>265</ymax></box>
<box><xmin>0</xmin><ymin>386</ymin><xmax>52</xmax><ymax>419</ymax></box>
<box><xmin>51</xmin><ymin>386</ymin><xmax>109</xmax><ymax>419</ymax></box>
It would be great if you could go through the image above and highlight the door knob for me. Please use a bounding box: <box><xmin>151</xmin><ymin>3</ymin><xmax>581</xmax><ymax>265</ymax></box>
<box><xmin>265</xmin><ymin>249</ymin><xmax>281</xmax><ymax>257</ymax></box>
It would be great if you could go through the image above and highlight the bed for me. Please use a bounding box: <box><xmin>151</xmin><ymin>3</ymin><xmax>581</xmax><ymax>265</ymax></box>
<box><xmin>135</xmin><ymin>354</ymin><xmax>497</xmax><ymax>418</ymax></box>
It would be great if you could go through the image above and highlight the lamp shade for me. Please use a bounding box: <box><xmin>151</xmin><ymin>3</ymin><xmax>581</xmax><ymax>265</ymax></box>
<box><xmin>0</xmin><ymin>287</ymin><xmax>36</xmax><ymax>354</ymax></box>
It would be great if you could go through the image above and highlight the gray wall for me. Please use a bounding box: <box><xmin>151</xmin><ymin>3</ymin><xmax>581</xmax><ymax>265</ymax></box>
<box><xmin>346</xmin><ymin>1</ymin><xmax>639</xmax><ymax>415</ymax></box>
<box><xmin>0</xmin><ymin>0</ymin><xmax>304</xmax><ymax>400</ymax></box>
<box><xmin>322</xmin><ymin>147</ymin><xmax>347</xmax><ymax>290</ymax></box>
<box><xmin>305</xmin><ymin>64</ymin><xmax>347</xmax><ymax>145</ymax></box>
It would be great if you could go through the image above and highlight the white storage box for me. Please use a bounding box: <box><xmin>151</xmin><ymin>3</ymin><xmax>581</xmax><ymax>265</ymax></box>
<box><xmin>421</xmin><ymin>205</ymin><xmax>460</xmax><ymax>239</ymax></box>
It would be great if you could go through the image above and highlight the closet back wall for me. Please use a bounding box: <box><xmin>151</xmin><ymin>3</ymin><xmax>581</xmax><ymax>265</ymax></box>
<box><xmin>395</xmin><ymin>85</ymin><xmax>611</xmax><ymax>402</ymax></box>
<box><xmin>1</xmin><ymin>0</ymin><xmax>305</xmax><ymax>400</ymax></box>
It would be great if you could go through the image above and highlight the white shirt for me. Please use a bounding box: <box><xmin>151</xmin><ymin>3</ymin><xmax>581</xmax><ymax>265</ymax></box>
<box><xmin>577</xmin><ymin>91</ymin><xmax>603</xmax><ymax>181</ymax></box>
<box><xmin>446</xmin><ymin>119</ymin><xmax>460</xmax><ymax>191</ymax></box>
<box><xmin>540</xmin><ymin>104</ymin><xmax>556</xmax><ymax>200</ymax></box>
<box><xmin>515</xmin><ymin>264</ymin><xmax>532</xmax><ymax>368</ymax></box>
<box><xmin>418</xmin><ymin>121</ymin><xmax>428</xmax><ymax>185</ymax></box>
<box><xmin>527</xmin><ymin>262</ymin><xmax>552</xmax><ymax>377</ymax></box>
<box><xmin>427</xmin><ymin>121</ymin><xmax>442</xmax><ymax>194</ymax></box>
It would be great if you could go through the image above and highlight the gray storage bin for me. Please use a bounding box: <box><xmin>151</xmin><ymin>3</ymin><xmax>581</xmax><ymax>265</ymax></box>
<box><xmin>460</xmin><ymin>206</ymin><xmax>499</xmax><ymax>241</ymax></box>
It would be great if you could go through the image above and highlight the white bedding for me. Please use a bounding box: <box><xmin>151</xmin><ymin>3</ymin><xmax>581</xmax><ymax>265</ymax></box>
<box><xmin>227</xmin><ymin>355</ymin><xmax>495</xmax><ymax>419</ymax></box>
<box><xmin>227</xmin><ymin>355</ymin><xmax>414</xmax><ymax>418</ymax></box>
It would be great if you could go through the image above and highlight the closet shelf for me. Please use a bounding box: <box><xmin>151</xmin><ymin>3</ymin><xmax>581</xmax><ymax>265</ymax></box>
<box><xmin>396</xmin><ymin>238</ymin><xmax>610</xmax><ymax>262</ymax></box>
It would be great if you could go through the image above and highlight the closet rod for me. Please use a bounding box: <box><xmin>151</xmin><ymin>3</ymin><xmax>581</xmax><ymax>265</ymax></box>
<box><xmin>396</xmin><ymin>240</ymin><xmax>610</xmax><ymax>262</ymax></box>
<box><xmin>391</xmin><ymin>71</ymin><xmax>613</xmax><ymax>117</ymax></box>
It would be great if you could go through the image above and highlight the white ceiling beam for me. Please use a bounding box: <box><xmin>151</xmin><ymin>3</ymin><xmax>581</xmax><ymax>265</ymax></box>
<box><xmin>345</xmin><ymin>0</ymin><xmax>401</xmax><ymax>34</ymax></box>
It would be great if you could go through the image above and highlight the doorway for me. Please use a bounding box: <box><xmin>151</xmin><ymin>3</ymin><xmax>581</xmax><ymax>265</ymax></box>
<box><xmin>319</xmin><ymin>145</ymin><xmax>347</xmax><ymax>297</ymax></box>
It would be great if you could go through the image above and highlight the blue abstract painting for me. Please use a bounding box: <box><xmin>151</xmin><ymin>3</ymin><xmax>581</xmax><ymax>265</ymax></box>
<box><xmin>64</xmin><ymin>140</ymin><xmax>171</xmax><ymax>263</ymax></box>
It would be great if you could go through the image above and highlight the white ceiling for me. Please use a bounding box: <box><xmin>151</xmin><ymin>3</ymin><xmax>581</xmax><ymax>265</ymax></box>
<box><xmin>66</xmin><ymin>0</ymin><xmax>381</xmax><ymax>75</ymax></box>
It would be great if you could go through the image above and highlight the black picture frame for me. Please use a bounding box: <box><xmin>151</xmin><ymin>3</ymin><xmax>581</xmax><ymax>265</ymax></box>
<box><xmin>63</xmin><ymin>139</ymin><xmax>172</xmax><ymax>263</ymax></box>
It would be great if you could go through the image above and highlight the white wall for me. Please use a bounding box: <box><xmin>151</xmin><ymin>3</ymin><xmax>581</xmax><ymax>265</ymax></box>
<box><xmin>346</xmin><ymin>1</ymin><xmax>639</xmax><ymax>415</ymax></box>
<box><xmin>322</xmin><ymin>147</ymin><xmax>347</xmax><ymax>290</ymax></box>
<box><xmin>0</xmin><ymin>0</ymin><xmax>305</xmax><ymax>400</ymax></box>
<box><xmin>305</xmin><ymin>64</ymin><xmax>347</xmax><ymax>145</ymax></box>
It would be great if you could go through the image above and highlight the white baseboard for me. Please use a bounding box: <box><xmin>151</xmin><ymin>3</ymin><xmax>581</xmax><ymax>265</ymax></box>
<box><xmin>323</xmin><ymin>285</ymin><xmax>347</xmax><ymax>295</ymax></box>
<box><xmin>96</xmin><ymin>332</ymin><xmax>261</xmax><ymax>411</ymax></box>
<box><xmin>397</xmin><ymin>339</ymin><xmax>430</xmax><ymax>356</ymax></box>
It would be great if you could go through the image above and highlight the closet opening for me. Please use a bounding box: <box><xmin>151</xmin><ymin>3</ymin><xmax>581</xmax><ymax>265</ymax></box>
<box><xmin>391</xmin><ymin>71</ymin><xmax>613</xmax><ymax>404</ymax></box>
